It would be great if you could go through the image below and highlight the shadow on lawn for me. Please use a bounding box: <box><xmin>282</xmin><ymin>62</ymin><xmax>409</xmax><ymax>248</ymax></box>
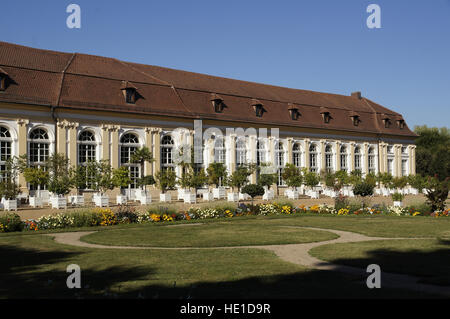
<box><xmin>2</xmin><ymin>244</ymin><xmax>448</xmax><ymax>299</ymax></box>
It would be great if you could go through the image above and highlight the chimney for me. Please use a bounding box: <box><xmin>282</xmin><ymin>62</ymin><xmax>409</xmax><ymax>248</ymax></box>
<box><xmin>351</xmin><ymin>91</ymin><xmax>362</xmax><ymax>99</ymax></box>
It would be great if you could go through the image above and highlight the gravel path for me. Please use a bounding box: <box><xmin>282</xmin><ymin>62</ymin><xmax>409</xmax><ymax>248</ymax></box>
<box><xmin>45</xmin><ymin>226</ymin><xmax>450</xmax><ymax>297</ymax></box>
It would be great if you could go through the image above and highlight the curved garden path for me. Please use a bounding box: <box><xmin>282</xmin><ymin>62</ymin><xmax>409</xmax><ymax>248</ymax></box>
<box><xmin>45</xmin><ymin>226</ymin><xmax>450</xmax><ymax>297</ymax></box>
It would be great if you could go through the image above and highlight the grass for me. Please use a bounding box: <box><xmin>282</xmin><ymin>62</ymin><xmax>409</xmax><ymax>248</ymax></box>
<box><xmin>81</xmin><ymin>223</ymin><xmax>338</xmax><ymax>247</ymax></box>
<box><xmin>0</xmin><ymin>234</ymin><xmax>438</xmax><ymax>299</ymax></box>
<box><xmin>1</xmin><ymin>213</ymin><xmax>449</xmax><ymax>298</ymax></box>
<box><xmin>310</xmin><ymin>239</ymin><xmax>450</xmax><ymax>286</ymax></box>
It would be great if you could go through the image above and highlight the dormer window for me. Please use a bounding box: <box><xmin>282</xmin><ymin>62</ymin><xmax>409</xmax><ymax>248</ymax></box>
<box><xmin>0</xmin><ymin>68</ymin><xmax>8</xmax><ymax>91</ymax></box>
<box><xmin>382</xmin><ymin>117</ymin><xmax>391</xmax><ymax>128</ymax></box>
<box><xmin>397</xmin><ymin>119</ymin><xmax>405</xmax><ymax>129</ymax></box>
<box><xmin>320</xmin><ymin>107</ymin><xmax>332</xmax><ymax>124</ymax></box>
<box><xmin>251</xmin><ymin>99</ymin><xmax>264</xmax><ymax>117</ymax></box>
<box><xmin>211</xmin><ymin>93</ymin><xmax>224</xmax><ymax>113</ymax></box>
<box><xmin>121</xmin><ymin>81</ymin><xmax>138</xmax><ymax>104</ymax></box>
<box><xmin>350</xmin><ymin>114</ymin><xmax>361</xmax><ymax>126</ymax></box>
<box><xmin>288</xmin><ymin>104</ymin><xmax>300</xmax><ymax>120</ymax></box>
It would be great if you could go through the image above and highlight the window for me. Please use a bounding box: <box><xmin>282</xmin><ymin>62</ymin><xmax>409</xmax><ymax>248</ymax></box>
<box><xmin>325</xmin><ymin>144</ymin><xmax>333</xmax><ymax>172</ymax></box>
<box><xmin>383</xmin><ymin>118</ymin><xmax>391</xmax><ymax>128</ymax></box>
<box><xmin>340</xmin><ymin>145</ymin><xmax>348</xmax><ymax>171</ymax></box>
<box><xmin>288</xmin><ymin>105</ymin><xmax>300</xmax><ymax>120</ymax></box>
<box><xmin>402</xmin><ymin>159</ymin><xmax>408</xmax><ymax>176</ymax></box>
<box><xmin>309</xmin><ymin>144</ymin><xmax>318</xmax><ymax>172</ymax></box>
<box><xmin>161</xmin><ymin>135</ymin><xmax>174</xmax><ymax>171</ymax></box>
<box><xmin>351</xmin><ymin>115</ymin><xmax>360</xmax><ymax>126</ymax></box>
<box><xmin>255</xmin><ymin>105</ymin><xmax>263</xmax><ymax>117</ymax></box>
<box><xmin>397</xmin><ymin>119</ymin><xmax>405</xmax><ymax>129</ymax></box>
<box><xmin>387</xmin><ymin>158</ymin><xmax>394</xmax><ymax>175</ymax></box>
<box><xmin>214</xmin><ymin>137</ymin><xmax>226</xmax><ymax>163</ymax></box>
<box><xmin>401</xmin><ymin>146</ymin><xmax>407</xmax><ymax>154</ymax></box>
<box><xmin>354</xmin><ymin>146</ymin><xmax>362</xmax><ymax>171</ymax></box>
<box><xmin>293</xmin><ymin>143</ymin><xmax>301</xmax><ymax>167</ymax></box>
<box><xmin>387</xmin><ymin>145</ymin><xmax>393</xmax><ymax>154</ymax></box>
<box><xmin>0</xmin><ymin>126</ymin><xmax>12</xmax><ymax>180</ymax></box>
<box><xmin>368</xmin><ymin>147</ymin><xmax>376</xmax><ymax>173</ymax></box>
<box><xmin>125</xmin><ymin>88</ymin><xmax>136</xmax><ymax>104</ymax></box>
<box><xmin>321</xmin><ymin>112</ymin><xmax>332</xmax><ymax>124</ymax></box>
<box><xmin>211</xmin><ymin>94</ymin><xmax>224</xmax><ymax>113</ymax></box>
<box><xmin>0</xmin><ymin>69</ymin><xmax>7</xmax><ymax>91</ymax></box>
<box><xmin>236</xmin><ymin>138</ymin><xmax>247</xmax><ymax>166</ymax></box>
<box><xmin>120</xmin><ymin>133</ymin><xmax>140</xmax><ymax>188</ymax></box>
<box><xmin>276</xmin><ymin>142</ymin><xmax>285</xmax><ymax>186</ymax></box>
<box><xmin>28</xmin><ymin>128</ymin><xmax>50</xmax><ymax>190</ymax></box>
<box><xmin>78</xmin><ymin>130</ymin><xmax>97</xmax><ymax>189</ymax></box>
<box><xmin>256</xmin><ymin>140</ymin><xmax>266</xmax><ymax>166</ymax></box>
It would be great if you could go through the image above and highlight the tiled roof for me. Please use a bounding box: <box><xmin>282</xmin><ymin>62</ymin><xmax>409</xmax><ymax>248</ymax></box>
<box><xmin>0</xmin><ymin>41</ymin><xmax>416</xmax><ymax>138</ymax></box>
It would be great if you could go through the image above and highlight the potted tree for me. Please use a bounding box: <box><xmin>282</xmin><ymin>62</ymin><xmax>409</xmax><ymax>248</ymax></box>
<box><xmin>155</xmin><ymin>169</ymin><xmax>176</xmax><ymax>202</ymax></box>
<box><xmin>0</xmin><ymin>157</ymin><xmax>21</xmax><ymax>211</ymax></box>
<box><xmin>89</xmin><ymin>160</ymin><xmax>114</xmax><ymax>207</ymax></box>
<box><xmin>23</xmin><ymin>166</ymin><xmax>49</xmax><ymax>208</ymax></box>
<box><xmin>130</xmin><ymin>146</ymin><xmax>154</xmax><ymax>201</ymax></box>
<box><xmin>227</xmin><ymin>165</ymin><xmax>252</xmax><ymax>202</ymax></box>
<box><xmin>282</xmin><ymin>164</ymin><xmax>303</xmax><ymax>199</ymax></box>
<box><xmin>241</xmin><ymin>184</ymin><xmax>265</xmax><ymax>206</ymax></box>
<box><xmin>206</xmin><ymin>162</ymin><xmax>227</xmax><ymax>200</ymax></box>
<box><xmin>69</xmin><ymin>165</ymin><xmax>87</xmax><ymax>206</ymax></box>
<box><xmin>258</xmin><ymin>173</ymin><xmax>277</xmax><ymax>200</ymax></box>
<box><xmin>136</xmin><ymin>175</ymin><xmax>156</xmax><ymax>205</ymax></box>
<box><xmin>183</xmin><ymin>167</ymin><xmax>207</xmax><ymax>204</ymax></box>
<box><xmin>379</xmin><ymin>172</ymin><xmax>393</xmax><ymax>196</ymax></box>
<box><xmin>46</xmin><ymin>154</ymin><xmax>72</xmax><ymax>209</ymax></box>
<box><xmin>353</xmin><ymin>177</ymin><xmax>376</xmax><ymax>208</ymax></box>
<box><xmin>407</xmin><ymin>174</ymin><xmax>425</xmax><ymax>195</ymax></box>
<box><xmin>303</xmin><ymin>169</ymin><xmax>320</xmax><ymax>199</ymax></box>
<box><xmin>111</xmin><ymin>166</ymin><xmax>132</xmax><ymax>205</ymax></box>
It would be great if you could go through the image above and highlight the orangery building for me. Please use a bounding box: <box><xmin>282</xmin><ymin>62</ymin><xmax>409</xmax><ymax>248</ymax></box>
<box><xmin>0</xmin><ymin>41</ymin><xmax>417</xmax><ymax>197</ymax></box>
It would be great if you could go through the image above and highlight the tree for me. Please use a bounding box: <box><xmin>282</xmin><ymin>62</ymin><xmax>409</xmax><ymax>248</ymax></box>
<box><xmin>130</xmin><ymin>147</ymin><xmax>154</xmax><ymax>189</ymax></box>
<box><xmin>303</xmin><ymin>168</ymin><xmax>320</xmax><ymax>190</ymax></box>
<box><xmin>349</xmin><ymin>170</ymin><xmax>363</xmax><ymax>187</ymax></box>
<box><xmin>407</xmin><ymin>174</ymin><xmax>426</xmax><ymax>193</ymax></box>
<box><xmin>0</xmin><ymin>157</ymin><xmax>21</xmax><ymax>200</ymax></box>
<box><xmin>334</xmin><ymin>170</ymin><xmax>350</xmax><ymax>191</ymax></box>
<box><xmin>206</xmin><ymin>162</ymin><xmax>227</xmax><ymax>188</ymax></box>
<box><xmin>353</xmin><ymin>180</ymin><xmax>375</xmax><ymax>207</ymax></box>
<box><xmin>45</xmin><ymin>154</ymin><xmax>72</xmax><ymax>196</ymax></box>
<box><xmin>88</xmin><ymin>160</ymin><xmax>115</xmax><ymax>196</ymax></box>
<box><xmin>71</xmin><ymin>165</ymin><xmax>87</xmax><ymax>195</ymax></box>
<box><xmin>155</xmin><ymin>169</ymin><xmax>176</xmax><ymax>194</ymax></box>
<box><xmin>282</xmin><ymin>164</ymin><xmax>303</xmax><ymax>190</ymax></box>
<box><xmin>241</xmin><ymin>184</ymin><xmax>265</xmax><ymax>205</ymax></box>
<box><xmin>257</xmin><ymin>173</ymin><xmax>277</xmax><ymax>190</ymax></box>
<box><xmin>22</xmin><ymin>166</ymin><xmax>49</xmax><ymax>197</ymax></box>
<box><xmin>137</xmin><ymin>175</ymin><xmax>156</xmax><ymax>194</ymax></box>
<box><xmin>424</xmin><ymin>176</ymin><xmax>449</xmax><ymax>212</ymax></box>
<box><xmin>227</xmin><ymin>165</ymin><xmax>252</xmax><ymax>193</ymax></box>
<box><xmin>112</xmin><ymin>166</ymin><xmax>132</xmax><ymax>189</ymax></box>
<box><xmin>414</xmin><ymin>126</ymin><xmax>450</xmax><ymax>180</ymax></box>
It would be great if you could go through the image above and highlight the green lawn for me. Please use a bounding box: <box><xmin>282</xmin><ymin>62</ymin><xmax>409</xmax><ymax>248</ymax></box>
<box><xmin>1</xmin><ymin>213</ymin><xmax>449</xmax><ymax>299</ymax></box>
<box><xmin>81</xmin><ymin>223</ymin><xmax>338</xmax><ymax>247</ymax></box>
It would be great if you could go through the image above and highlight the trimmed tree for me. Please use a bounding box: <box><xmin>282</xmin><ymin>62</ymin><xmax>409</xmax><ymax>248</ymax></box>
<box><xmin>241</xmin><ymin>184</ymin><xmax>265</xmax><ymax>205</ymax></box>
<box><xmin>155</xmin><ymin>169</ymin><xmax>176</xmax><ymax>194</ymax></box>
<box><xmin>0</xmin><ymin>157</ymin><xmax>21</xmax><ymax>200</ymax></box>
<box><xmin>206</xmin><ymin>162</ymin><xmax>227</xmax><ymax>188</ymax></box>
<box><xmin>45</xmin><ymin>154</ymin><xmax>72</xmax><ymax>196</ymax></box>
<box><xmin>130</xmin><ymin>147</ymin><xmax>154</xmax><ymax>190</ymax></box>
<box><xmin>282</xmin><ymin>164</ymin><xmax>303</xmax><ymax>190</ymax></box>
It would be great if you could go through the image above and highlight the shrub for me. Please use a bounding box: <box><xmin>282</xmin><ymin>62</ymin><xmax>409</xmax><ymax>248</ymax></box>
<box><xmin>392</xmin><ymin>192</ymin><xmax>404</xmax><ymax>202</ymax></box>
<box><xmin>424</xmin><ymin>176</ymin><xmax>449</xmax><ymax>212</ymax></box>
<box><xmin>334</xmin><ymin>194</ymin><xmax>350</xmax><ymax>211</ymax></box>
<box><xmin>241</xmin><ymin>184</ymin><xmax>265</xmax><ymax>205</ymax></box>
<box><xmin>0</xmin><ymin>213</ymin><xmax>23</xmax><ymax>232</ymax></box>
<box><xmin>115</xmin><ymin>205</ymin><xmax>139</xmax><ymax>224</ymax></box>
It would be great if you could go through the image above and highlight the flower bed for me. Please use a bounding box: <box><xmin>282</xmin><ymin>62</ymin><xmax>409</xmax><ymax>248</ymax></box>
<box><xmin>0</xmin><ymin>202</ymin><xmax>448</xmax><ymax>234</ymax></box>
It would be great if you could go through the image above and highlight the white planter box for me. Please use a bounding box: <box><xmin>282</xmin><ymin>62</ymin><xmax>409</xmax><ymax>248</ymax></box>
<box><xmin>50</xmin><ymin>196</ymin><xmax>67</xmax><ymax>210</ymax></box>
<box><xmin>393</xmin><ymin>201</ymin><xmax>402</xmax><ymax>207</ymax></box>
<box><xmin>4</xmin><ymin>199</ymin><xmax>18</xmax><ymax>211</ymax></box>
<box><xmin>375</xmin><ymin>188</ymin><xmax>382</xmax><ymax>195</ymax></box>
<box><xmin>410</xmin><ymin>188</ymin><xmax>419</xmax><ymax>195</ymax></box>
<box><xmin>202</xmin><ymin>192</ymin><xmax>214</xmax><ymax>201</ymax></box>
<box><xmin>139</xmin><ymin>195</ymin><xmax>152</xmax><ymax>205</ymax></box>
<box><xmin>239</xmin><ymin>193</ymin><xmax>250</xmax><ymax>201</ymax></box>
<box><xmin>116</xmin><ymin>195</ymin><xmax>128</xmax><ymax>205</ymax></box>
<box><xmin>213</xmin><ymin>187</ymin><xmax>226</xmax><ymax>199</ymax></box>
<box><xmin>177</xmin><ymin>189</ymin><xmax>190</xmax><ymax>200</ymax></box>
<box><xmin>309</xmin><ymin>191</ymin><xmax>319</xmax><ymax>199</ymax></box>
<box><xmin>160</xmin><ymin>193</ymin><xmax>171</xmax><ymax>202</ymax></box>
<box><xmin>381</xmin><ymin>188</ymin><xmax>390</xmax><ymax>196</ymax></box>
<box><xmin>69</xmin><ymin>195</ymin><xmax>84</xmax><ymax>206</ymax></box>
<box><xmin>183</xmin><ymin>193</ymin><xmax>196</xmax><ymax>204</ymax></box>
<box><xmin>263</xmin><ymin>190</ymin><xmax>274</xmax><ymax>201</ymax></box>
<box><xmin>227</xmin><ymin>193</ymin><xmax>239</xmax><ymax>202</ymax></box>
<box><xmin>94</xmin><ymin>195</ymin><xmax>109</xmax><ymax>207</ymax></box>
<box><xmin>285</xmin><ymin>189</ymin><xmax>299</xmax><ymax>200</ymax></box>
<box><xmin>29</xmin><ymin>196</ymin><xmax>43</xmax><ymax>208</ymax></box>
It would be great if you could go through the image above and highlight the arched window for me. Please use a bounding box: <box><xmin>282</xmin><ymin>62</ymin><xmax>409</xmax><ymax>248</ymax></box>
<box><xmin>120</xmin><ymin>133</ymin><xmax>140</xmax><ymax>188</ymax></box>
<box><xmin>214</xmin><ymin>136</ymin><xmax>226</xmax><ymax>164</ymax></box>
<box><xmin>28</xmin><ymin>128</ymin><xmax>50</xmax><ymax>190</ymax></box>
<box><xmin>354</xmin><ymin>146</ymin><xmax>362</xmax><ymax>171</ymax></box>
<box><xmin>293</xmin><ymin>143</ymin><xmax>301</xmax><ymax>168</ymax></box>
<box><xmin>368</xmin><ymin>146</ymin><xmax>376</xmax><ymax>173</ymax></box>
<box><xmin>0</xmin><ymin>126</ymin><xmax>12</xmax><ymax>179</ymax></box>
<box><xmin>161</xmin><ymin>135</ymin><xmax>174</xmax><ymax>171</ymax></box>
<box><xmin>309</xmin><ymin>144</ymin><xmax>318</xmax><ymax>172</ymax></box>
<box><xmin>276</xmin><ymin>141</ymin><xmax>285</xmax><ymax>186</ymax></box>
<box><xmin>236</xmin><ymin>138</ymin><xmax>247</xmax><ymax>166</ymax></box>
<box><xmin>256</xmin><ymin>140</ymin><xmax>266</xmax><ymax>166</ymax></box>
<box><xmin>401</xmin><ymin>146</ymin><xmax>409</xmax><ymax>176</ymax></box>
<box><xmin>325</xmin><ymin>144</ymin><xmax>333</xmax><ymax>172</ymax></box>
<box><xmin>78</xmin><ymin>130</ymin><xmax>97</xmax><ymax>189</ymax></box>
<box><xmin>340</xmin><ymin>145</ymin><xmax>348</xmax><ymax>171</ymax></box>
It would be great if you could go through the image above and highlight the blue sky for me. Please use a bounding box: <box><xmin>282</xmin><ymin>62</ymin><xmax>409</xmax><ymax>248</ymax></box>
<box><xmin>1</xmin><ymin>0</ymin><xmax>449</xmax><ymax>129</ymax></box>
